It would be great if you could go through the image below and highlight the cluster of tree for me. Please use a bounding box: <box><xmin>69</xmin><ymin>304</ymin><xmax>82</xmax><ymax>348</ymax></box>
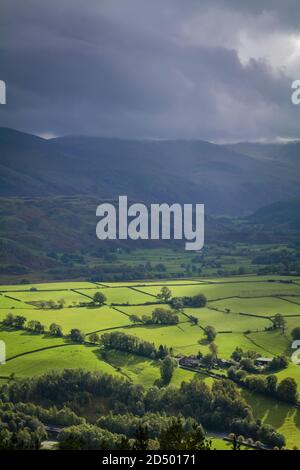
<box><xmin>58</xmin><ymin>416</ymin><xmax>211</xmax><ymax>450</ymax></box>
<box><xmin>35</xmin><ymin>298</ymin><xmax>66</xmax><ymax>309</ymax></box>
<box><xmin>273</xmin><ymin>313</ymin><xmax>286</xmax><ymax>333</ymax></box>
<box><xmin>2</xmin><ymin>313</ymin><xmax>64</xmax><ymax>337</ymax></box>
<box><xmin>230</xmin><ymin>418</ymin><xmax>285</xmax><ymax>449</ymax></box>
<box><xmin>96</xmin><ymin>412</ymin><xmax>197</xmax><ymax>439</ymax></box>
<box><xmin>131</xmin><ymin>308</ymin><xmax>179</xmax><ymax>325</ymax></box>
<box><xmin>228</xmin><ymin>367</ymin><xmax>298</xmax><ymax>404</ymax></box>
<box><xmin>203</xmin><ymin>325</ymin><xmax>217</xmax><ymax>342</ymax></box>
<box><xmin>231</xmin><ymin>347</ymin><xmax>259</xmax><ymax>363</ymax></box>
<box><xmin>267</xmin><ymin>355</ymin><xmax>288</xmax><ymax>372</ymax></box>
<box><xmin>2</xmin><ymin>313</ymin><xmax>26</xmax><ymax>329</ymax></box>
<box><xmin>0</xmin><ymin>407</ymin><xmax>47</xmax><ymax>450</ymax></box>
<box><xmin>155</xmin><ymin>288</ymin><xmax>207</xmax><ymax>310</ymax></box>
<box><xmin>231</xmin><ymin>347</ymin><xmax>288</xmax><ymax>373</ymax></box>
<box><xmin>0</xmin><ymin>369</ymin><xmax>284</xmax><ymax>448</ymax></box>
<box><xmin>160</xmin><ymin>356</ymin><xmax>178</xmax><ymax>383</ymax></box>
<box><xmin>58</xmin><ymin>423</ymin><xmax>125</xmax><ymax>450</ymax></box>
<box><xmin>26</xmin><ymin>320</ymin><xmax>45</xmax><ymax>334</ymax></box>
<box><xmin>252</xmin><ymin>249</ymin><xmax>299</xmax><ymax>269</ymax></box>
<box><xmin>0</xmin><ymin>401</ymin><xmax>84</xmax><ymax>427</ymax></box>
<box><xmin>101</xmin><ymin>331</ymin><xmax>170</xmax><ymax>359</ymax></box>
<box><xmin>170</xmin><ymin>294</ymin><xmax>207</xmax><ymax>310</ymax></box>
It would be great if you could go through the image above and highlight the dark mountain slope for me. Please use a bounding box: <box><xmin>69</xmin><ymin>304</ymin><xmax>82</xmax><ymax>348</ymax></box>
<box><xmin>248</xmin><ymin>198</ymin><xmax>300</xmax><ymax>230</ymax></box>
<box><xmin>1</xmin><ymin>127</ymin><xmax>300</xmax><ymax>214</ymax></box>
<box><xmin>226</xmin><ymin>141</ymin><xmax>300</xmax><ymax>168</ymax></box>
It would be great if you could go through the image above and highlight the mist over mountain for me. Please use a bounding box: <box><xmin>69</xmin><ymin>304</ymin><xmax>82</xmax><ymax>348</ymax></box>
<box><xmin>1</xmin><ymin>127</ymin><xmax>300</xmax><ymax>215</ymax></box>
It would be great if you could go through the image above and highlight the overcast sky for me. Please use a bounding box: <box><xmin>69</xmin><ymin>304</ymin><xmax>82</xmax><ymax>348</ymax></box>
<box><xmin>1</xmin><ymin>0</ymin><xmax>300</xmax><ymax>142</ymax></box>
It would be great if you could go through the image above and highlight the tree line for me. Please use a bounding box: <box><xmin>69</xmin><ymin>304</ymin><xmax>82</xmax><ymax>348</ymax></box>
<box><xmin>0</xmin><ymin>368</ymin><xmax>285</xmax><ymax>448</ymax></box>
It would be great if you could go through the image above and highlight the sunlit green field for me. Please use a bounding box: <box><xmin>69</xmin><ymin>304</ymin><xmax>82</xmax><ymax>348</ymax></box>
<box><xmin>0</xmin><ymin>306</ymin><xmax>131</xmax><ymax>335</ymax></box>
<box><xmin>0</xmin><ymin>328</ymin><xmax>65</xmax><ymax>358</ymax></box>
<box><xmin>2</xmin><ymin>344</ymin><xmax>120</xmax><ymax>379</ymax></box>
<box><xmin>1</xmin><ymin>275</ymin><xmax>300</xmax><ymax>447</ymax></box>
<box><xmin>210</xmin><ymin>297</ymin><xmax>300</xmax><ymax>316</ymax></box>
<box><xmin>139</xmin><ymin>281</ymin><xmax>300</xmax><ymax>300</ymax></box>
<box><xmin>242</xmin><ymin>389</ymin><xmax>300</xmax><ymax>449</ymax></box>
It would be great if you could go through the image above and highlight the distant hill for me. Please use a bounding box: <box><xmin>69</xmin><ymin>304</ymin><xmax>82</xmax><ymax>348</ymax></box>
<box><xmin>226</xmin><ymin>141</ymin><xmax>300</xmax><ymax>167</ymax></box>
<box><xmin>248</xmin><ymin>198</ymin><xmax>300</xmax><ymax>230</ymax></box>
<box><xmin>1</xmin><ymin>127</ymin><xmax>300</xmax><ymax>215</ymax></box>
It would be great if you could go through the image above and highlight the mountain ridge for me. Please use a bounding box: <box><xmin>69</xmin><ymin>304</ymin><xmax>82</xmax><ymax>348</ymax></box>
<box><xmin>1</xmin><ymin>127</ymin><xmax>300</xmax><ymax>215</ymax></box>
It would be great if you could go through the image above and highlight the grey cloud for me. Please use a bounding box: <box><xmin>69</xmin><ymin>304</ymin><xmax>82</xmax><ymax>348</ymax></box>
<box><xmin>0</xmin><ymin>0</ymin><xmax>299</xmax><ymax>141</ymax></box>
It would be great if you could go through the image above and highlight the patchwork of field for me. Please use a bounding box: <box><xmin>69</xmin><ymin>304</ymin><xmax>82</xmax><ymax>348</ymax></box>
<box><xmin>139</xmin><ymin>281</ymin><xmax>300</xmax><ymax>300</ymax></box>
<box><xmin>1</xmin><ymin>275</ymin><xmax>300</xmax><ymax>447</ymax></box>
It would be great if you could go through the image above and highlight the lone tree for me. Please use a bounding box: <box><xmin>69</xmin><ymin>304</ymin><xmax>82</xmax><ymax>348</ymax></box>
<box><xmin>157</xmin><ymin>287</ymin><xmax>172</xmax><ymax>303</ymax></box>
<box><xmin>70</xmin><ymin>328</ymin><xmax>85</xmax><ymax>343</ymax></box>
<box><xmin>209</xmin><ymin>341</ymin><xmax>218</xmax><ymax>359</ymax></box>
<box><xmin>277</xmin><ymin>377</ymin><xmax>298</xmax><ymax>404</ymax></box>
<box><xmin>273</xmin><ymin>313</ymin><xmax>286</xmax><ymax>333</ymax></box>
<box><xmin>93</xmin><ymin>291</ymin><xmax>107</xmax><ymax>306</ymax></box>
<box><xmin>49</xmin><ymin>323</ymin><xmax>63</xmax><ymax>337</ymax></box>
<box><xmin>160</xmin><ymin>355</ymin><xmax>177</xmax><ymax>383</ymax></box>
<box><xmin>204</xmin><ymin>325</ymin><xmax>217</xmax><ymax>342</ymax></box>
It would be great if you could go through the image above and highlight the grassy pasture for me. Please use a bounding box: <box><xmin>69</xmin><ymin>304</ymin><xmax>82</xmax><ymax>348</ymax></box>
<box><xmin>0</xmin><ymin>306</ymin><xmax>130</xmax><ymax>335</ymax></box>
<box><xmin>102</xmin><ymin>349</ymin><xmax>201</xmax><ymax>389</ymax></box>
<box><xmin>0</xmin><ymin>282</ymin><xmax>96</xmax><ymax>292</ymax></box>
<box><xmin>100</xmin><ymin>279</ymin><xmax>205</xmax><ymax>287</ymax></box>
<box><xmin>1</xmin><ymin>344</ymin><xmax>121</xmax><ymax>379</ymax></box>
<box><xmin>242</xmin><ymin>389</ymin><xmax>300</xmax><ymax>449</ymax></box>
<box><xmin>246</xmin><ymin>330</ymin><xmax>291</xmax><ymax>357</ymax></box>
<box><xmin>0</xmin><ymin>294</ymin><xmax>32</xmax><ymax>309</ymax></box>
<box><xmin>184</xmin><ymin>307</ymin><xmax>271</xmax><ymax>332</ymax></box>
<box><xmin>285</xmin><ymin>316</ymin><xmax>300</xmax><ymax>334</ymax></box>
<box><xmin>10</xmin><ymin>289</ymin><xmax>89</xmax><ymax>306</ymax></box>
<box><xmin>0</xmin><ymin>328</ymin><xmax>65</xmax><ymax>358</ymax></box>
<box><xmin>109</xmin><ymin>323</ymin><xmax>205</xmax><ymax>356</ymax></box>
<box><xmin>210</xmin><ymin>297</ymin><xmax>300</xmax><ymax>317</ymax></box>
<box><xmin>77</xmin><ymin>287</ymin><xmax>155</xmax><ymax>305</ymax></box>
<box><xmin>140</xmin><ymin>281</ymin><xmax>300</xmax><ymax>301</ymax></box>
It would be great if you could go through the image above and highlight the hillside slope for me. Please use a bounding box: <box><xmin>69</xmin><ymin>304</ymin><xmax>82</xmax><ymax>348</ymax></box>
<box><xmin>1</xmin><ymin>128</ymin><xmax>300</xmax><ymax>214</ymax></box>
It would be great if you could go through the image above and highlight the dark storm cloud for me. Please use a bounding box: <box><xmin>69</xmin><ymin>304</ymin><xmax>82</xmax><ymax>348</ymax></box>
<box><xmin>0</xmin><ymin>0</ymin><xmax>299</xmax><ymax>141</ymax></box>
